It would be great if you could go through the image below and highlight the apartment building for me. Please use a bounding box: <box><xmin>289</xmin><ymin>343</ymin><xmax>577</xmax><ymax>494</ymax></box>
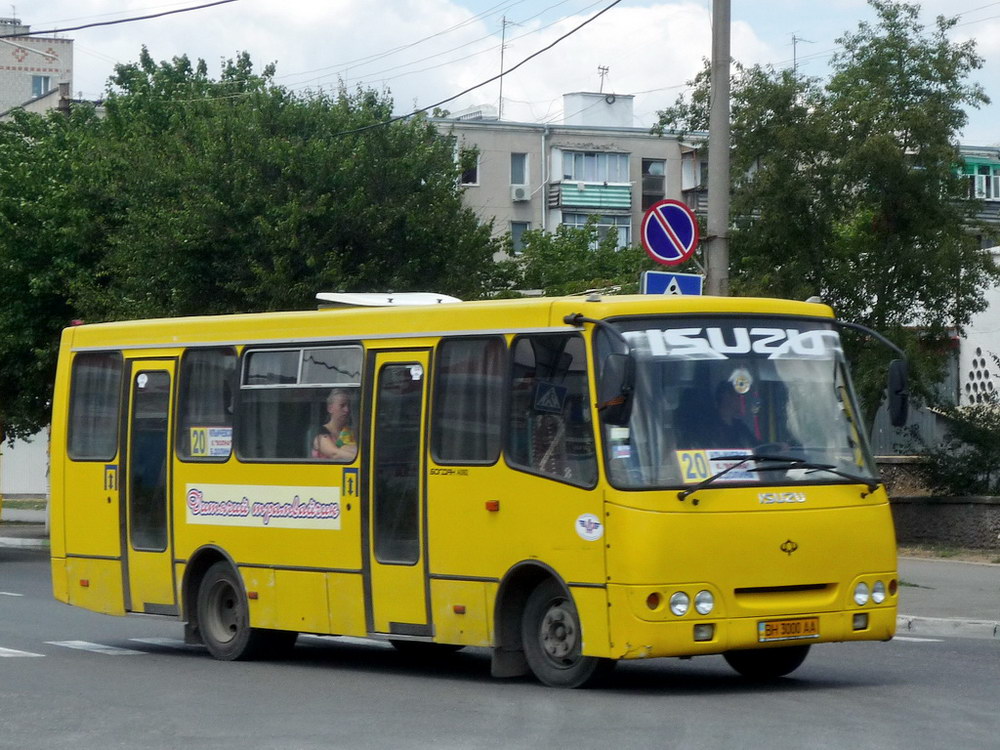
<box><xmin>0</xmin><ymin>17</ymin><xmax>73</xmax><ymax>115</ymax></box>
<box><xmin>434</xmin><ymin>92</ymin><xmax>705</xmax><ymax>256</ymax></box>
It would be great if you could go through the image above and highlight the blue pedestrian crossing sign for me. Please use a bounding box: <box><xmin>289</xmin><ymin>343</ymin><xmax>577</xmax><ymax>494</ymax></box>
<box><xmin>641</xmin><ymin>270</ymin><xmax>703</xmax><ymax>296</ymax></box>
<box><xmin>640</xmin><ymin>199</ymin><xmax>700</xmax><ymax>266</ymax></box>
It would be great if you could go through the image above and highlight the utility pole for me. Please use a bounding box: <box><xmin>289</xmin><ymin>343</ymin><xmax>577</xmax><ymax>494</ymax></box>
<box><xmin>791</xmin><ymin>34</ymin><xmax>813</xmax><ymax>74</ymax></box>
<box><xmin>705</xmin><ymin>0</ymin><xmax>731</xmax><ymax>296</ymax></box>
<box><xmin>498</xmin><ymin>16</ymin><xmax>510</xmax><ymax>120</ymax></box>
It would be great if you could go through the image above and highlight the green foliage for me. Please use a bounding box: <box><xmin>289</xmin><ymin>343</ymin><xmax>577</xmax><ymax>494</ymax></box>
<box><xmin>0</xmin><ymin>48</ymin><xmax>502</xmax><ymax>439</ymax></box>
<box><xmin>907</xmin><ymin>401</ymin><xmax>1000</xmax><ymax>495</ymax></box>
<box><xmin>653</xmin><ymin>1</ymin><xmax>998</xmax><ymax>423</ymax></box>
<box><xmin>498</xmin><ymin>218</ymin><xmax>654</xmax><ymax>296</ymax></box>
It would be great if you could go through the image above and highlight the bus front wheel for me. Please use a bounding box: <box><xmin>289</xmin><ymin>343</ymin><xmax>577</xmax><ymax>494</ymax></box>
<box><xmin>521</xmin><ymin>579</ymin><xmax>615</xmax><ymax>688</ymax></box>
<box><xmin>196</xmin><ymin>561</ymin><xmax>296</xmax><ymax>660</ymax></box>
<box><xmin>723</xmin><ymin>645</ymin><xmax>810</xmax><ymax>680</ymax></box>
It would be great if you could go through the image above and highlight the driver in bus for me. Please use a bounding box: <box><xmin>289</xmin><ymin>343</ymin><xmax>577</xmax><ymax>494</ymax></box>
<box><xmin>312</xmin><ymin>388</ymin><xmax>358</xmax><ymax>461</ymax></box>
<box><xmin>712</xmin><ymin>381</ymin><xmax>756</xmax><ymax>449</ymax></box>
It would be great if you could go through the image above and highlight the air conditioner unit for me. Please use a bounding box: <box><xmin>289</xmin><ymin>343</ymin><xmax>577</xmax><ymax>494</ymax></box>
<box><xmin>511</xmin><ymin>185</ymin><xmax>529</xmax><ymax>202</ymax></box>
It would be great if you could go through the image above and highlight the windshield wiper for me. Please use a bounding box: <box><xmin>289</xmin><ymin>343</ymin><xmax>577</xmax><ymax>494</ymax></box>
<box><xmin>677</xmin><ymin>453</ymin><xmax>879</xmax><ymax>503</ymax></box>
<box><xmin>677</xmin><ymin>453</ymin><xmax>790</xmax><ymax>502</ymax></box>
<box><xmin>755</xmin><ymin>459</ymin><xmax>879</xmax><ymax>496</ymax></box>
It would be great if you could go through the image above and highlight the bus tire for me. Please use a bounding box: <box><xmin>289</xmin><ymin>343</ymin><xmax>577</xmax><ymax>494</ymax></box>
<box><xmin>521</xmin><ymin>579</ymin><xmax>615</xmax><ymax>688</ymax></box>
<box><xmin>723</xmin><ymin>645</ymin><xmax>810</xmax><ymax>680</ymax></box>
<box><xmin>196</xmin><ymin>561</ymin><xmax>290</xmax><ymax>661</ymax></box>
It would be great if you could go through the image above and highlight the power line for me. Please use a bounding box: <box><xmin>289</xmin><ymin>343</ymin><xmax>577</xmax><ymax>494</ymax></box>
<box><xmin>327</xmin><ymin>0</ymin><xmax>624</xmax><ymax>138</ymax></box>
<box><xmin>285</xmin><ymin>0</ymin><xmax>602</xmax><ymax>93</ymax></box>
<box><xmin>0</xmin><ymin>0</ymin><xmax>239</xmax><ymax>39</ymax></box>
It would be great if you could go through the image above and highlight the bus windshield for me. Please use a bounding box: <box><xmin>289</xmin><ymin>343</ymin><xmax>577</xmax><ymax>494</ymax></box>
<box><xmin>598</xmin><ymin>316</ymin><xmax>878</xmax><ymax>490</ymax></box>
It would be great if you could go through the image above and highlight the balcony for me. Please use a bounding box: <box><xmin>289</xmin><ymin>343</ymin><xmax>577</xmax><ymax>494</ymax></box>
<box><xmin>548</xmin><ymin>182</ymin><xmax>632</xmax><ymax>210</ymax></box>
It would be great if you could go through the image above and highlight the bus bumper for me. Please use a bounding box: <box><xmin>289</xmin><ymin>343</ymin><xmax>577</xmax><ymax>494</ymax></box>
<box><xmin>604</xmin><ymin>584</ymin><xmax>897</xmax><ymax>660</ymax></box>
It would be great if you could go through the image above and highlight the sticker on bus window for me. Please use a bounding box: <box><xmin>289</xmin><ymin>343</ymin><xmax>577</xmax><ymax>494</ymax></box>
<box><xmin>675</xmin><ymin>450</ymin><xmax>757</xmax><ymax>483</ymax></box>
<box><xmin>189</xmin><ymin>427</ymin><xmax>233</xmax><ymax>458</ymax></box>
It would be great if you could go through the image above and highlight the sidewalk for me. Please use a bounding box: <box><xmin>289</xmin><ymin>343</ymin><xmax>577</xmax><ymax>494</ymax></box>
<box><xmin>0</xmin><ymin>508</ymin><xmax>48</xmax><ymax>548</ymax></box>
<box><xmin>2</xmin><ymin>511</ymin><xmax>996</xmax><ymax>640</ymax></box>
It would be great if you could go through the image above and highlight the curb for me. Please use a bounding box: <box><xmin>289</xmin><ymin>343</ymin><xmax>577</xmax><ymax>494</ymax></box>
<box><xmin>897</xmin><ymin>615</ymin><xmax>1000</xmax><ymax>640</ymax></box>
<box><xmin>0</xmin><ymin>534</ymin><xmax>48</xmax><ymax>549</ymax></box>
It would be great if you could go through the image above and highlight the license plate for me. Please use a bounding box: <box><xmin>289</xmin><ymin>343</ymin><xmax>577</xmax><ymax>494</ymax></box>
<box><xmin>758</xmin><ymin>617</ymin><xmax>820</xmax><ymax>642</ymax></box>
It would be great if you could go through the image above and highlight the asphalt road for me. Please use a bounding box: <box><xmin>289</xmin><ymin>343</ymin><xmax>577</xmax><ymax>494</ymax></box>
<box><xmin>2</xmin><ymin>547</ymin><xmax>997</xmax><ymax>750</ymax></box>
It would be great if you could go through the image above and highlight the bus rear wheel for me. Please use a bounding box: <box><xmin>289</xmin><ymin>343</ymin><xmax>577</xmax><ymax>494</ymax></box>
<box><xmin>196</xmin><ymin>561</ymin><xmax>297</xmax><ymax>660</ymax></box>
<box><xmin>723</xmin><ymin>645</ymin><xmax>810</xmax><ymax>680</ymax></box>
<box><xmin>521</xmin><ymin>579</ymin><xmax>615</xmax><ymax>688</ymax></box>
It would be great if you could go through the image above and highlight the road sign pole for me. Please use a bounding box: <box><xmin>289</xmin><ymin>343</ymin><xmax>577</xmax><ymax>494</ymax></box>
<box><xmin>705</xmin><ymin>0</ymin><xmax>731</xmax><ymax>296</ymax></box>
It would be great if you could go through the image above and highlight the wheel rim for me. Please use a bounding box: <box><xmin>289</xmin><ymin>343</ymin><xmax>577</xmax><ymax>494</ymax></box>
<box><xmin>538</xmin><ymin>598</ymin><xmax>579</xmax><ymax>667</ymax></box>
<box><xmin>203</xmin><ymin>578</ymin><xmax>240</xmax><ymax>645</ymax></box>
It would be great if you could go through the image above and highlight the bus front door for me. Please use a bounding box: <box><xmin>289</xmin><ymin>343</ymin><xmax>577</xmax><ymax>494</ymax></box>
<box><xmin>121</xmin><ymin>361</ymin><xmax>177</xmax><ymax>615</ymax></box>
<box><xmin>366</xmin><ymin>351</ymin><xmax>431</xmax><ymax>636</ymax></box>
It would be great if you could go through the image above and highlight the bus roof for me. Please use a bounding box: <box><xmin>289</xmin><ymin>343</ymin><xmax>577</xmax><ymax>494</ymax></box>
<box><xmin>64</xmin><ymin>294</ymin><xmax>837</xmax><ymax>351</ymax></box>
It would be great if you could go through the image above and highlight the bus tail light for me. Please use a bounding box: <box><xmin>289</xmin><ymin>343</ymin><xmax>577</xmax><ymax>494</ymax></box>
<box><xmin>646</xmin><ymin>592</ymin><xmax>661</xmax><ymax>610</ymax></box>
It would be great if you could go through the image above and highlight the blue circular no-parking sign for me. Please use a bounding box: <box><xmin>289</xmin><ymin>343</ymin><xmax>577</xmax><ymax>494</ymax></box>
<box><xmin>640</xmin><ymin>199</ymin><xmax>700</xmax><ymax>266</ymax></box>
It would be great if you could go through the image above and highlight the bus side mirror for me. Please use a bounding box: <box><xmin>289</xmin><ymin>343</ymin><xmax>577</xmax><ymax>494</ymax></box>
<box><xmin>888</xmin><ymin>359</ymin><xmax>909</xmax><ymax>427</ymax></box>
<box><xmin>598</xmin><ymin>353</ymin><xmax>634</xmax><ymax>426</ymax></box>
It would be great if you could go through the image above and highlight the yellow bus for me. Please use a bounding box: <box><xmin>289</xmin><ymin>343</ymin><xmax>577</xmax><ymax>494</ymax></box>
<box><xmin>49</xmin><ymin>292</ymin><xmax>906</xmax><ymax>687</ymax></box>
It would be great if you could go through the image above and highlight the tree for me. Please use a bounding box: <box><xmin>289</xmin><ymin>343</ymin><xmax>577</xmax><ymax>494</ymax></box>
<box><xmin>654</xmin><ymin>1</ymin><xmax>998</xmax><ymax>422</ymax></box>
<box><xmin>0</xmin><ymin>49</ymin><xmax>503</xmax><ymax>438</ymax></box>
<box><xmin>498</xmin><ymin>218</ymin><xmax>654</xmax><ymax>296</ymax></box>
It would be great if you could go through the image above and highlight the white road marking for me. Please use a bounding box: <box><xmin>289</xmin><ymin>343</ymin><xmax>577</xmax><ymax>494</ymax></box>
<box><xmin>46</xmin><ymin>640</ymin><xmax>146</xmax><ymax>655</ymax></box>
<box><xmin>894</xmin><ymin>636</ymin><xmax>944</xmax><ymax>642</ymax></box>
<box><xmin>129</xmin><ymin>637</ymin><xmax>204</xmax><ymax>651</ymax></box>
<box><xmin>0</xmin><ymin>646</ymin><xmax>44</xmax><ymax>657</ymax></box>
<box><xmin>0</xmin><ymin>591</ymin><xmax>24</xmax><ymax>597</ymax></box>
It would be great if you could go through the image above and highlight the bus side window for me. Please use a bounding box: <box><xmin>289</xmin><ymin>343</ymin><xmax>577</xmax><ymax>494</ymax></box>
<box><xmin>507</xmin><ymin>334</ymin><xmax>597</xmax><ymax>487</ymax></box>
<box><xmin>236</xmin><ymin>345</ymin><xmax>362</xmax><ymax>462</ymax></box>
<box><xmin>431</xmin><ymin>336</ymin><xmax>505</xmax><ymax>464</ymax></box>
<box><xmin>67</xmin><ymin>351</ymin><xmax>124</xmax><ymax>461</ymax></box>
<box><xmin>176</xmin><ymin>348</ymin><xmax>236</xmax><ymax>461</ymax></box>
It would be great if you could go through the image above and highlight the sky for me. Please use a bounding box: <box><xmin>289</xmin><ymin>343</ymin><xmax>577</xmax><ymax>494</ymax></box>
<box><xmin>15</xmin><ymin>0</ymin><xmax>1000</xmax><ymax>145</ymax></box>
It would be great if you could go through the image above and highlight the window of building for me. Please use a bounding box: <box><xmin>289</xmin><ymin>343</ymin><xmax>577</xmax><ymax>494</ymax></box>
<box><xmin>460</xmin><ymin>148</ymin><xmax>480</xmax><ymax>185</ymax></box>
<box><xmin>506</xmin><ymin>334</ymin><xmax>597</xmax><ymax>487</ymax></box>
<box><xmin>965</xmin><ymin>163</ymin><xmax>1000</xmax><ymax>201</ymax></box>
<box><xmin>31</xmin><ymin>75</ymin><xmax>50</xmax><ymax>98</ymax></box>
<box><xmin>237</xmin><ymin>346</ymin><xmax>362</xmax><ymax>461</ymax></box>
<box><xmin>562</xmin><ymin>212</ymin><xmax>631</xmax><ymax>249</ymax></box>
<box><xmin>431</xmin><ymin>337</ymin><xmax>506</xmax><ymax>464</ymax></box>
<box><xmin>177</xmin><ymin>348</ymin><xmax>237</xmax><ymax>461</ymax></box>
<box><xmin>68</xmin><ymin>352</ymin><xmax>123</xmax><ymax>461</ymax></box>
<box><xmin>641</xmin><ymin>158</ymin><xmax>666</xmax><ymax>211</ymax></box>
<box><xmin>511</xmin><ymin>152</ymin><xmax>528</xmax><ymax>185</ymax></box>
<box><xmin>511</xmin><ymin>221</ymin><xmax>530</xmax><ymax>255</ymax></box>
<box><xmin>562</xmin><ymin>150</ymin><xmax>630</xmax><ymax>183</ymax></box>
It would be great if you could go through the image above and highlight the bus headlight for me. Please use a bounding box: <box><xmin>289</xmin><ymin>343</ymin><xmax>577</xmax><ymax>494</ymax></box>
<box><xmin>853</xmin><ymin>581</ymin><xmax>870</xmax><ymax>606</ymax></box>
<box><xmin>669</xmin><ymin>591</ymin><xmax>690</xmax><ymax>616</ymax></box>
<box><xmin>694</xmin><ymin>590</ymin><xmax>715</xmax><ymax>615</ymax></box>
<box><xmin>871</xmin><ymin>580</ymin><xmax>886</xmax><ymax>604</ymax></box>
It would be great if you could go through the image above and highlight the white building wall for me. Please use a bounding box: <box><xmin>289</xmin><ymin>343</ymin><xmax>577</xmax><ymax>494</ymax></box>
<box><xmin>957</xmin><ymin>247</ymin><xmax>1000</xmax><ymax>406</ymax></box>
<box><xmin>0</xmin><ymin>19</ymin><xmax>73</xmax><ymax>114</ymax></box>
<box><xmin>0</xmin><ymin>427</ymin><xmax>50</xmax><ymax>497</ymax></box>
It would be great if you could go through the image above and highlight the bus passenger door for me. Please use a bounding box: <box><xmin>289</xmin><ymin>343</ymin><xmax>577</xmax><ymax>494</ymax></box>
<box><xmin>122</xmin><ymin>361</ymin><xmax>177</xmax><ymax>615</ymax></box>
<box><xmin>365</xmin><ymin>351</ymin><xmax>431</xmax><ymax>636</ymax></box>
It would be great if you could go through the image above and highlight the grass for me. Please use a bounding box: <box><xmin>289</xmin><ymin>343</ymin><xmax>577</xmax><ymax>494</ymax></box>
<box><xmin>898</xmin><ymin>544</ymin><xmax>1000</xmax><ymax>565</ymax></box>
<box><xmin>1</xmin><ymin>497</ymin><xmax>47</xmax><ymax>511</ymax></box>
